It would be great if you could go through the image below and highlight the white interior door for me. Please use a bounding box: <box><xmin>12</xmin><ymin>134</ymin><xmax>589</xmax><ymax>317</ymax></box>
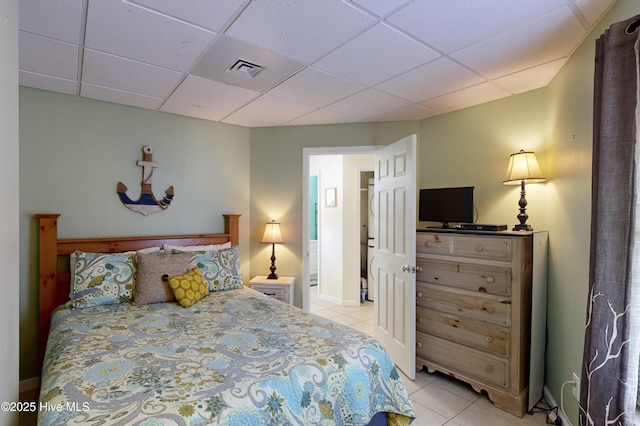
<box><xmin>373</xmin><ymin>134</ymin><xmax>417</xmax><ymax>380</ymax></box>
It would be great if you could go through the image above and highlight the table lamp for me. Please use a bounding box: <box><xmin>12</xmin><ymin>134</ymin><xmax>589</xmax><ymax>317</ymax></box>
<box><xmin>503</xmin><ymin>150</ymin><xmax>546</xmax><ymax>231</ymax></box>
<box><xmin>261</xmin><ymin>220</ymin><xmax>284</xmax><ymax>279</ymax></box>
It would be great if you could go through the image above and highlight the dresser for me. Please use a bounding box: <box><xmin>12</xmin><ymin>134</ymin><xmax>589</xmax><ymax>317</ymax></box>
<box><xmin>249</xmin><ymin>276</ymin><xmax>295</xmax><ymax>305</ymax></box>
<box><xmin>415</xmin><ymin>229</ymin><xmax>548</xmax><ymax>417</ymax></box>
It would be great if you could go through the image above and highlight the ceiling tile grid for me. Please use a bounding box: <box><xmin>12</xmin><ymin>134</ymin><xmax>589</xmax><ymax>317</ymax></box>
<box><xmin>18</xmin><ymin>0</ymin><xmax>615</xmax><ymax>128</ymax></box>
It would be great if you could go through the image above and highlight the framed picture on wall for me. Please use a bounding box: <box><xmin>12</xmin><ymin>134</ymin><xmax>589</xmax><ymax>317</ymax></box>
<box><xmin>326</xmin><ymin>188</ymin><xmax>336</xmax><ymax>207</ymax></box>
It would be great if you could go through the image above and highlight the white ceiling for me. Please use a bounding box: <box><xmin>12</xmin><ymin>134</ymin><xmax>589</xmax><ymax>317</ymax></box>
<box><xmin>19</xmin><ymin>0</ymin><xmax>614</xmax><ymax>128</ymax></box>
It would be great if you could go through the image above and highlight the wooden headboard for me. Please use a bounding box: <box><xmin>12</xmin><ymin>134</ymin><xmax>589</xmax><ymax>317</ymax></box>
<box><xmin>36</xmin><ymin>213</ymin><xmax>240</xmax><ymax>371</ymax></box>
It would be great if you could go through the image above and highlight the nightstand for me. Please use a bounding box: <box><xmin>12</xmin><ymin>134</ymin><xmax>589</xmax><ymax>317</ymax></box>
<box><xmin>249</xmin><ymin>276</ymin><xmax>295</xmax><ymax>305</ymax></box>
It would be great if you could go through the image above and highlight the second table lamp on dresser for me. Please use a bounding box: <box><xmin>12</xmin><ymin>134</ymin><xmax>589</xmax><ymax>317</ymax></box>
<box><xmin>261</xmin><ymin>220</ymin><xmax>284</xmax><ymax>279</ymax></box>
<box><xmin>503</xmin><ymin>150</ymin><xmax>546</xmax><ymax>231</ymax></box>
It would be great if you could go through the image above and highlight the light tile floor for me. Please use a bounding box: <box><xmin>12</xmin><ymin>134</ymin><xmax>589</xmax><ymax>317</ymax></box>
<box><xmin>310</xmin><ymin>288</ymin><xmax>550</xmax><ymax>426</ymax></box>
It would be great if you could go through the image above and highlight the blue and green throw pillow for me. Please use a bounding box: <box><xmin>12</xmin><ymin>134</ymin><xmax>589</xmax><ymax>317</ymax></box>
<box><xmin>71</xmin><ymin>250</ymin><xmax>136</xmax><ymax>308</ymax></box>
<box><xmin>170</xmin><ymin>246</ymin><xmax>243</xmax><ymax>292</ymax></box>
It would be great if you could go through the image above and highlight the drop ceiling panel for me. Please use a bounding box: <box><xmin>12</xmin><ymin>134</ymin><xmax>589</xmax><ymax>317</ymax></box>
<box><xmin>83</xmin><ymin>50</ymin><xmax>184</xmax><ymax>99</ymax></box>
<box><xmin>129</xmin><ymin>0</ymin><xmax>247</xmax><ymax>32</ymax></box>
<box><xmin>225</xmin><ymin>0</ymin><xmax>376</xmax><ymax>63</ymax></box>
<box><xmin>326</xmin><ymin>89</ymin><xmax>411</xmax><ymax>119</ymax></box>
<box><xmin>421</xmin><ymin>82</ymin><xmax>511</xmax><ymax>113</ymax></box>
<box><xmin>372</xmin><ymin>104</ymin><xmax>440</xmax><ymax>122</ymax></box>
<box><xmin>387</xmin><ymin>0</ymin><xmax>568</xmax><ymax>53</ymax></box>
<box><xmin>314</xmin><ymin>23</ymin><xmax>440</xmax><ymax>86</ymax></box>
<box><xmin>19</xmin><ymin>0</ymin><xmax>84</xmax><ymax>44</ymax></box>
<box><xmin>85</xmin><ymin>0</ymin><xmax>216</xmax><ymax>72</ymax></box>
<box><xmin>268</xmin><ymin>68</ymin><xmax>366</xmax><ymax>107</ymax></box>
<box><xmin>19</xmin><ymin>32</ymin><xmax>78</xmax><ymax>80</ymax></box>
<box><xmin>222</xmin><ymin>94</ymin><xmax>316</xmax><ymax>127</ymax></box>
<box><xmin>161</xmin><ymin>75</ymin><xmax>260</xmax><ymax>121</ymax></box>
<box><xmin>81</xmin><ymin>84</ymin><xmax>164</xmax><ymax>110</ymax></box>
<box><xmin>191</xmin><ymin>36</ymin><xmax>304</xmax><ymax>92</ymax></box>
<box><xmin>452</xmin><ymin>7</ymin><xmax>586</xmax><ymax>79</ymax></box>
<box><xmin>494</xmin><ymin>59</ymin><xmax>566</xmax><ymax>94</ymax></box>
<box><xmin>377</xmin><ymin>58</ymin><xmax>485</xmax><ymax>103</ymax></box>
<box><xmin>288</xmin><ymin>109</ymin><xmax>363</xmax><ymax>126</ymax></box>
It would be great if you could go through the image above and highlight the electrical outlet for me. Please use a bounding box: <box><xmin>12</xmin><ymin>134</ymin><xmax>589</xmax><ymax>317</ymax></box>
<box><xmin>572</xmin><ymin>372</ymin><xmax>580</xmax><ymax>400</ymax></box>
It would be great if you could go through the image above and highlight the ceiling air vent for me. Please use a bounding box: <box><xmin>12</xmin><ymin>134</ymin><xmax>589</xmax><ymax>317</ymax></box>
<box><xmin>227</xmin><ymin>59</ymin><xmax>264</xmax><ymax>78</ymax></box>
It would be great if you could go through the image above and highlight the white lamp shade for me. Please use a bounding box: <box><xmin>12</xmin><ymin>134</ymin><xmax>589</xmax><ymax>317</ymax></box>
<box><xmin>503</xmin><ymin>150</ymin><xmax>546</xmax><ymax>185</ymax></box>
<box><xmin>261</xmin><ymin>221</ymin><xmax>284</xmax><ymax>244</ymax></box>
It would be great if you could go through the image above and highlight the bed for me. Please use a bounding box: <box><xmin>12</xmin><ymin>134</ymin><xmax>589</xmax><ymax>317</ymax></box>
<box><xmin>36</xmin><ymin>214</ymin><xmax>416</xmax><ymax>425</ymax></box>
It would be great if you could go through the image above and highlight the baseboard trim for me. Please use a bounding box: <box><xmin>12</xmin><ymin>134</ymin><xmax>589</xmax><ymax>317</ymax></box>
<box><xmin>543</xmin><ymin>385</ymin><xmax>571</xmax><ymax>426</ymax></box>
<box><xmin>318</xmin><ymin>293</ymin><xmax>360</xmax><ymax>307</ymax></box>
<box><xmin>19</xmin><ymin>377</ymin><xmax>39</xmax><ymax>394</ymax></box>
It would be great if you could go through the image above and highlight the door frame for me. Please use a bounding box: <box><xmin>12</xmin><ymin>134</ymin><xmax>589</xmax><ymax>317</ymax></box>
<box><xmin>302</xmin><ymin>146</ymin><xmax>381</xmax><ymax>312</ymax></box>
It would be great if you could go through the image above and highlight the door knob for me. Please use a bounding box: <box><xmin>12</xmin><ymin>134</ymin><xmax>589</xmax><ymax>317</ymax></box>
<box><xmin>401</xmin><ymin>265</ymin><xmax>422</xmax><ymax>273</ymax></box>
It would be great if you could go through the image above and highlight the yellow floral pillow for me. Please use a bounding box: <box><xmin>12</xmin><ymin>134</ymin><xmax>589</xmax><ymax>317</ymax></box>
<box><xmin>168</xmin><ymin>268</ymin><xmax>209</xmax><ymax>308</ymax></box>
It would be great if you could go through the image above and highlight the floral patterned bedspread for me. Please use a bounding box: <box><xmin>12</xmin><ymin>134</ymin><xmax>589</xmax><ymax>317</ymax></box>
<box><xmin>38</xmin><ymin>287</ymin><xmax>415</xmax><ymax>425</ymax></box>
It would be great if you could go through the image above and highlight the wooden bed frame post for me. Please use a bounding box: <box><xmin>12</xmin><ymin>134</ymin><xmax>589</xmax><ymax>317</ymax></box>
<box><xmin>36</xmin><ymin>213</ymin><xmax>60</xmax><ymax>369</ymax></box>
<box><xmin>224</xmin><ymin>214</ymin><xmax>240</xmax><ymax>247</ymax></box>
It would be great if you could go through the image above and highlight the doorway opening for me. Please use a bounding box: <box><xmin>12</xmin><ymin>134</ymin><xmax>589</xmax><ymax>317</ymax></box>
<box><xmin>301</xmin><ymin>146</ymin><xmax>379</xmax><ymax>313</ymax></box>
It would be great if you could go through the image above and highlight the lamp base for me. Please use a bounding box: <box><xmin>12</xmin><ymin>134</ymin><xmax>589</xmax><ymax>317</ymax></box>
<box><xmin>267</xmin><ymin>273</ymin><xmax>279</xmax><ymax>280</ymax></box>
<box><xmin>513</xmin><ymin>223</ymin><xmax>533</xmax><ymax>231</ymax></box>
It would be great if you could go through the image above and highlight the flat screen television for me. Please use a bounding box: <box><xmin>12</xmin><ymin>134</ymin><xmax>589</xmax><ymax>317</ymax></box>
<box><xmin>419</xmin><ymin>186</ymin><xmax>474</xmax><ymax>228</ymax></box>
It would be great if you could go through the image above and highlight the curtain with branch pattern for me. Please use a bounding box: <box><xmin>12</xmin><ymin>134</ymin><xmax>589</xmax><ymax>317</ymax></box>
<box><xmin>580</xmin><ymin>14</ymin><xmax>640</xmax><ymax>426</ymax></box>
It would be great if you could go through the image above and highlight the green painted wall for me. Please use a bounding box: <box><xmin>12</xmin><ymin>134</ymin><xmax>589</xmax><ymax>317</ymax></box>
<box><xmin>19</xmin><ymin>88</ymin><xmax>252</xmax><ymax>379</ymax></box>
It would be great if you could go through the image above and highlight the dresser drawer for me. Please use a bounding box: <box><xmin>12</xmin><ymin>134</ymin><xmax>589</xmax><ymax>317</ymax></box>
<box><xmin>416</xmin><ymin>332</ymin><xmax>509</xmax><ymax>388</ymax></box>
<box><xmin>416</xmin><ymin>306</ymin><xmax>509</xmax><ymax>355</ymax></box>
<box><xmin>453</xmin><ymin>236</ymin><xmax>512</xmax><ymax>261</ymax></box>
<box><xmin>416</xmin><ymin>259</ymin><xmax>511</xmax><ymax>296</ymax></box>
<box><xmin>416</xmin><ymin>283</ymin><xmax>511</xmax><ymax>325</ymax></box>
<box><xmin>416</xmin><ymin>233</ymin><xmax>453</xmax><ymax>255</ymax></box>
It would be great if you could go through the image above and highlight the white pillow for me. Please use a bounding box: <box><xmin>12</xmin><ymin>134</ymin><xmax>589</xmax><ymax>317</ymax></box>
<box><xmin>163</xmin><ymin>242</ymin><xmax>231</xmax><ymax>252</ymax></box>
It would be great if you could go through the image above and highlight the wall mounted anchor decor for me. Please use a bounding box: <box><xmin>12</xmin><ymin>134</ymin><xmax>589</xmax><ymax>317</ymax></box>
<box><xmin>116</xmin><ymin>145</ymin><xmax>174</xmax><ymax>216</ymax></box>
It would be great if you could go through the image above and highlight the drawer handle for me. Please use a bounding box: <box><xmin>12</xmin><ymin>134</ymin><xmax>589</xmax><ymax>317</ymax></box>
<box><xmin>417</xmin><ymin>292</ymin><xmax>423</xmax><ymax>298</ymax></box>
<box><xmin>486</xmin><ymin>276</ymin><xmax>494</xmax><ymax>283</ymax></box>
<box><xmin>264</xmin><ymin>292</ymin><xmax>277</xmax><ymax>296</ymax></box>
<box><xmin>416</xmin><ymin>342</ymin><xmax>422</xmax><ymax>348</ymax></box>
<box><xmin>483</xmin><ymin>306</ymin><xmax>495</xmax><ymax>313</ymax></box>
<box><xmin>416</xmin><ymin>317</ymin><xmax>422</xmax><ymax>323</ymax></box>
<box><xmin>485</xmin><ymin>365</ymin><xmax>494</xmax><ymax>373</ymax></box>
<box><xmin>475</xmin><ymin>244</ymin><xmax>484</xmax><ymax>252</ymax></box>
<box><xmin>426</xmin><ymin>238</ymin><xmax>441</xmax><ymax>247</ymax></box>
<box><xmin>485</xmin><ymin>336</ymin><xmax>494</xmax><ymax>343</ymax></box>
